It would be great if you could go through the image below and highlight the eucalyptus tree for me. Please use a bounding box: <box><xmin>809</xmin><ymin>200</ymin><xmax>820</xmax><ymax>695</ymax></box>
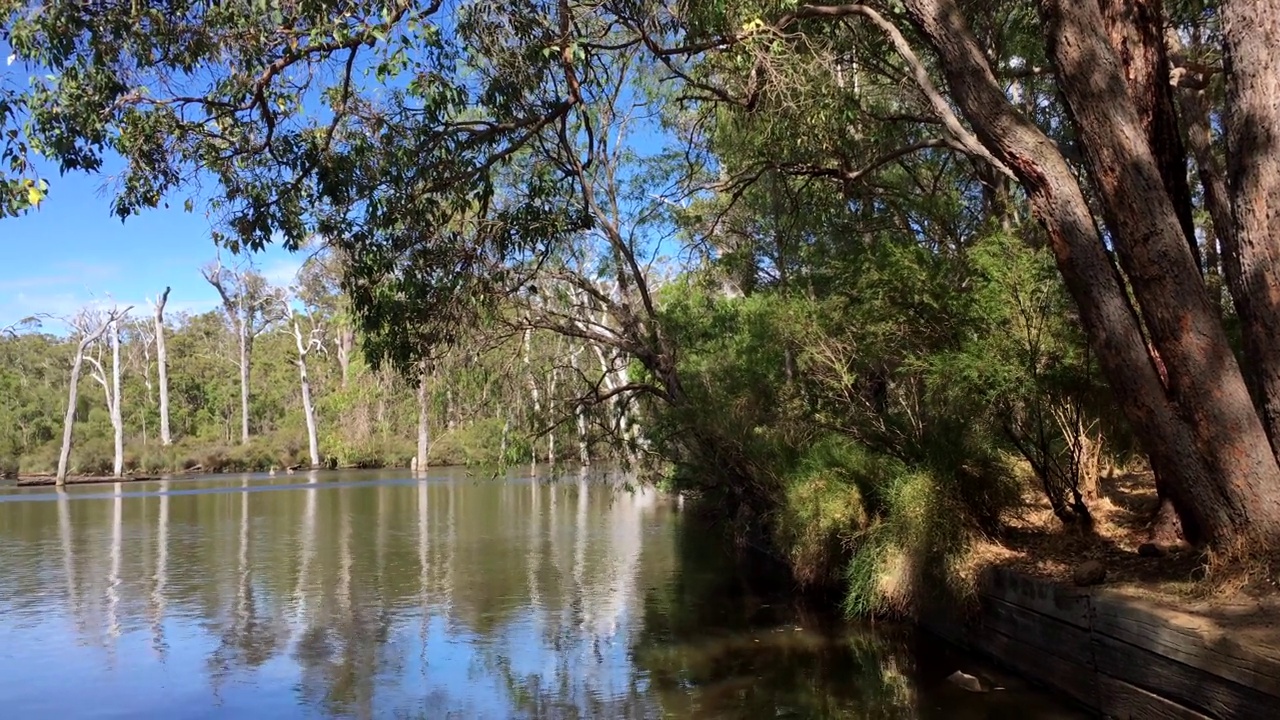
<box><xmin>152</xmin><ymin>287</ymin><xmax>173</xmax><ymax>445</ymax></box>
<box><xmin>203</xmin><ymin>258</ymin><xmax>284</xmax><ymax>444</ymax></box>
<box><xmin>279</xmin><ymin>283</ymin><xmax>327</xmax><ymax>469</ymax></box>
<box><xmin>57</xmin><ymin>305</ymin><xmax>130</xmax><ymax>483</ymax></box>
<box><xmin>83</xmin><ymin>304</ymin><xmax>131</xmax><ymax>477</ymax></box>
<box><xmin>622</xmin><ymin>0</ymin><xmax>1280</xmax><ymax>550</ymax></box>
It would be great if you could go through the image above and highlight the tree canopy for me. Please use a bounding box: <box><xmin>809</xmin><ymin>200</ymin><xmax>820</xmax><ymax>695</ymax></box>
<box><xmin>6</xmin><ymin>0</ymin><xmax>1280</xmax><ymax>604</ymax></box>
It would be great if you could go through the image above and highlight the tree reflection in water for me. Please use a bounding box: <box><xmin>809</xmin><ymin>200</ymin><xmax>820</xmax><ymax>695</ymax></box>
<box><xmin>0</xmin><ymin>469</ymin><xmax>1082</xmax><ymax>719</ymax></box>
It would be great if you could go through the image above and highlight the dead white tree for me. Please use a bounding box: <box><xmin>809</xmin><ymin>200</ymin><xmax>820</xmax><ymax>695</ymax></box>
<box><xmin>202</xmin><ymin>258</ymin><xmax>281</xmax><ymax>444</ymax></box>
<box><xmin>57</xmin><ymin>305</ymin><xmax>131</xmax><ymax>484</ymax></box>
<box><xmin>124</xmin><ymin>315</ymin><xmax>155</xmax><ymax>445</ymax></box>
<box><xmin>571</xmin><ymin>342</ymin><xmax>591</xmax><ymax>466</ymax></box>
<box><xmin>278</xmin><ymin>293</ymin><xmax>325</xmax><ymax>468</ymax></box>
<box><xmin>415</xmin><ymin>360</ymin><xmax>432</xmax><ymax>475</ymax></box>
<box><xmin>153</xmin><ymin>287</ymin><xmax>173</xmax><ymax>446</ymax></box>
<box><xmin>85</xmin><ymin>305</ymin><xmax>132</xmax><ymax>478</ymax></box>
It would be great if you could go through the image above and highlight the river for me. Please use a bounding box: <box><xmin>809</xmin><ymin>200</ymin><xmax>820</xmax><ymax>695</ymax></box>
<box><xmin>0</xmin><ymin>468</ymin><xmax>1084</xmax><ymax>719</ymax></box>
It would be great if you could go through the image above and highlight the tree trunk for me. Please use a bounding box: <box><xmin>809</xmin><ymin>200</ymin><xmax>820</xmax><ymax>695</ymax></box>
<box><xmin>547</xmin><ymin>365</ymin><xmax>558</xmax><ymax>466</ymax></box>
<box><xmin>337</xmin><ymin>326</ymin><xmax>354</xmax><ymax>389</ymax></box>
<box><xmin>238</xmin><ymin>334</ymin><xmax>251</xmax><ymax>445</ymax></box>
<box><xmin>297</xmin><ymin>354</ymin><xmax>320</xmax><ymax>469</ymax></box>
<box><xmin>901</xmin><ymin>0</ymin><xmax>1280</xmax><ymax>548</ymax></box>
<box><xmin>57</xmin><ymin>319</ymin><xmax>114</xmax><ymax>484</ymax></box>
<box><xmin>110</xmin><ymin>318</ymin><xmax>124</xmax><ymax>478</ymax></box>
<box><xmin>1040</xmin><ymin>0</ymin><xmax>1280</xmax><ymax>545</ymax></box>
<box><xmin>416</xmin><ymin>363</ymin><xmax>430</xmax><ymax>475</ymax></box>
<box><xmin>154</xmin><ymin>287</ymin><xmax>172</xmax><ymax>446</ymax></box>
<box><xmin>1098</xmin><ymin>0</ymin><xmax>1199</xmax><ymax>267</ymax></box>
<box><xmin>572</xmin><ymin>343</ymin><xmax>590</xmax><ymax>466</ymax></box>
<box><xmin>57</xmin><ymin>348</ymin><xmax>88</xmax><ymax>485</ymax></box>
<box><xmin>523</xmin><ymin>329</ymin><xmax>542</xmax><ymax>466</ymax></box>
<box><xmin>1221</xmin><ymin>0</ymin><xmax>1280</xmax><ymax>461</ymax></box>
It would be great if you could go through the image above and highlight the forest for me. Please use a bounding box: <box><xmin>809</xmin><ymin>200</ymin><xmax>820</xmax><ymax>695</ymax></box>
<box><xmin>0</xmin><ymin>246</ymin><xmax>630</xmax><ymax>478</ymax></box>
<box><xmin>3</xmin><ymin>0</ymin><xmax>1279</xmax><ymax>616</ymax></box>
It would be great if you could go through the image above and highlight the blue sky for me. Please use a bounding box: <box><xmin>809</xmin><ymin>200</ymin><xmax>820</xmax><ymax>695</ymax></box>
<box><xmin>0</xmin><ymin>163</ymin><xmax>305</xmax><ymax>331</ymax></box>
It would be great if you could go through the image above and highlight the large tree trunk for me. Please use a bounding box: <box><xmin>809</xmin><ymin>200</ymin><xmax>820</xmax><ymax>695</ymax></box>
<box><xmin>1040</xmin><ymin>0</ymin><xmax>1280</xmax><ymax>545</ymax></box>
<box><xmin>110</xmin><ymin>318</ymin><xmax>124</xmax><ymax>478</ymax></box>
<box><xmin>1098</xmin><ymin>0</ymin><xmax>1198</xmax><ymax>266</ymax></box>
<box><xmin>154</xmin><ymin>287</ymin><xmax>172</xmax><ymax>446</ymax></box>
<box><xmin>1221</xmin><ymin>0</ymin><xmax>1280</xmax><ymax>461</ymax></box>
<box><xmin>901</xmin><ymin>0</ymin><xmax>1280</xmax><ymax>548</ymax></box>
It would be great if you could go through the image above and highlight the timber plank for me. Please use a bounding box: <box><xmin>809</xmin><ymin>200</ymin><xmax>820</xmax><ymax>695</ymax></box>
<box><xmin>979</xmin><ymin>567</ymin><xmax>1092</xmax><ymax>629</ymax></box>
<box><xmin>1092</xmin><ymin>592</ymin><xmax>1280</xmax><ymax>700</ymax></box>
<box><xmin>1096</xmin><ymin>674</ymin><xmax>1213</xmax><ymax>720</ymax></box>
<box><xmin>966</xmin><ymin>625</ymin><xmax>1097</xmax><ymax>708</ymax></box>
<box><xmin>1092</xmin><ymin>633</ymin><xmax>1277</xmax><ymax>720</ymax></box>
<box><xmin>981</xmin><ymin>595</ymin><xmax>1096</xmax><ymax>667</ymax></box>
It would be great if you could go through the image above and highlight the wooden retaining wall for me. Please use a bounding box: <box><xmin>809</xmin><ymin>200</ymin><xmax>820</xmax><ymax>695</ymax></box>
<box><xmin>921</xmin><ymin>568</ymin><xmax>1280</xmax><ymax>719</ymax></box>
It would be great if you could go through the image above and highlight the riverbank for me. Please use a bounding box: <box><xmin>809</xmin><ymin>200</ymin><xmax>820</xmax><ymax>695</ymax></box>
<box><xmin>895</xmin><ymin>467</ymin><xmax>1280</xmax><ymax>718</ymax></box>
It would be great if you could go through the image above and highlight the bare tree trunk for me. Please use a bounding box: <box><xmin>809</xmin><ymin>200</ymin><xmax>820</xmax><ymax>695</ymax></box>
<box><xmin>416</xmin><ymin>363</ymin><xmax>430</xmax><ymax>475</ymax></box>
<box><xmin>110</xmin><ymin>318</ymin><xmax>124</xmax><ymax>477</ymax></box>
<box><xmin>293</xmin><ymin>321</ymin><xmax>321</xmax><ymax>469</ymax></box>
<box><xmin>57</xmin><ymin>348</ymin><xmax>88</xmax><ymax>485</ymax></box>
<box><xmin>523</xmin><ymin>329</ymin><xmax>542</xmax><ymax>466</ymax></box>
<box><xmin>1222</xmin><ymin>0</ymin><xmax>1280</xmax><ymax>461</ymax></box>
<box><xmin>547</xmin><ymin>364</ymin><xmax>558</xmax><ymax>466</ymax></box>
<box><xmin>238</xmin><ymin>336</ymin><xmax>251</xmax><ymax>445</ymax></box>
<box><xmin>154</xmin><ymin>287</ymin><xmax>172</xmax><ymax>446</ymax></box>
<box><xmin>573</xmin><ymin>343</ymin><xmax>590</xmax><ymax>466</ymax></box>
<box><xmin>57</xmin><ymin>317</ymin><xmax>116</xmax><ymax>484</ymax></box>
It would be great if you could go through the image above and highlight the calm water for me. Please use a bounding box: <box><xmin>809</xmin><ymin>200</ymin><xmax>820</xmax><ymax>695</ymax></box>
<box><xmin>0</xmin><ymin>468</ymin><xmax>1083</xmax><ymax>719</ymax></box>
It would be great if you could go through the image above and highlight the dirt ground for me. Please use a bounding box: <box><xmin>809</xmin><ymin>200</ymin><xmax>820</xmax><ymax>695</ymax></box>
<box><xmin>968</xmin><ymin>469</ymin><xmax>1280</xmax><ymax>639</ymax></box>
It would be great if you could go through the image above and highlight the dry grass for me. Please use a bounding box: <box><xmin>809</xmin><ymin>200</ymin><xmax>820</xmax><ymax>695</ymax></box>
<box><xmin>961</xmin><ymin>466</ymin><xmax>1280</xmax><ymax>610</ymax></box>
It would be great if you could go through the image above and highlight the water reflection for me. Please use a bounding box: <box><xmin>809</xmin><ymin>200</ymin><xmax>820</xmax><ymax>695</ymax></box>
<box><xmin>0</xmin><ymin>470</ymin><xmax>1080</xmax><ymax>719</ymax></box>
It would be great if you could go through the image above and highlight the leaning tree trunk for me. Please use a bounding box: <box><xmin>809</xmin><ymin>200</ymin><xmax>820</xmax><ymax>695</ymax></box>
<box><xmin>57</xmin><ymin>320</ymin><xmax>114</xmax><ymax>485</ymax></box>
<box><xmin>900</xmin><ymin>0</ymin><xmax>1280</xmax><ymax>548</ymax></box>
<box><xmin>110</xmin><ymin>318</ymin><xmax>124</xmax><ymax>478</ymax></box>
<box><xmin>1221</xmin><ymin>0</ymin><xmax>1280</xmax><ymax>462</ymax></box>
<box><xmin>1099</xmin><ymin>0</ymin><xmax>1198</xmax><ymax>266</ymax></box>
<box><xmin>1039</xmin><ymin>0</ymin><xmax>1280</xmax><ymax>546</ymax></box>
<box><xmin>154</xmin><ymin>287</ymin><xmax>172</xmax><ymax>446</ymax></box>
<box><xmin>57</xmin><ymin>347</ymin><xmax>89</xmax><ymax>485</ymax></box>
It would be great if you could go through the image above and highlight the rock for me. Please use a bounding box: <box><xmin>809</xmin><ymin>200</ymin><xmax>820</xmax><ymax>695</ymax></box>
<box><xmin>1073</xmin><ymin>560</ymin><xmax>1107</xmax><ymax>586</ymax></box>
<box><xmin>1137</xmin><ymin>542</ymin><xmax>1166</xmax><ymax>558</ymax></box>
<box><xmin>946</xmin><ymin>670</ymin><xmax>986</xmax><ymax>693</ymax></box>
